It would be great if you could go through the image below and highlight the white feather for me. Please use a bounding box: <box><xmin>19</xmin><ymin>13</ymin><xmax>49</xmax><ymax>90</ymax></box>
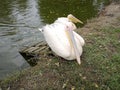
<box><xmin>40</xmin><ymin>15</ymin><xmax>85</xmax><ymax>64</ymax></box>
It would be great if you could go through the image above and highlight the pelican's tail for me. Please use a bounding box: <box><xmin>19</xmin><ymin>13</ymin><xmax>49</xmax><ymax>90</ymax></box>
<box><xmin>38</xmin><ymin>28</ymin><xmax>43</xmax><ymax>32</ymax></box>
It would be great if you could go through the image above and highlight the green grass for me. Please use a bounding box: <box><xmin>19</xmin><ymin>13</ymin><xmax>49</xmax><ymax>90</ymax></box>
<box><xmin>82</xmin><ymin>27</ymin><xmax>120</xmax><ymax>90</ymax></box>
<box><xmin>0</xmin><ymin>27</ymin><xmax>120</xmax><ymax>90</ymax></box>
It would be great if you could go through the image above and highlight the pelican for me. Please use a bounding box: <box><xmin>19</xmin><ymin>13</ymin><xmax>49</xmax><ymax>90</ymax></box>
<box><xmin>39</xmin><ymin>14</ymin><xmax>85</xmax><ymax>64</ymax></box>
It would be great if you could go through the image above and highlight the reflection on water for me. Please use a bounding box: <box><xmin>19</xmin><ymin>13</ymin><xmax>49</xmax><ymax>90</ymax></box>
<box><xmin>0</xmin><ymin>0</ymin><xmax>45</xmax><ymax>79</ymax></box>
<box><xmin>39</xmin><ymin>0</ymin><xmax>109</xmax><ymax>24</ymax></box>
<box><xmin>0</xmin><ymin>0</ymin><xmax>45</xmax><ymax>47</ymax></box>
<box><xmin>0</xmin><ymin>0</ymin><xmax>109</xmax><ymax>79</ymax></box>
<box><xmin>0</xmin><ymin>38</ymin><xmax>29</xmax><ymax>79</ymax></box>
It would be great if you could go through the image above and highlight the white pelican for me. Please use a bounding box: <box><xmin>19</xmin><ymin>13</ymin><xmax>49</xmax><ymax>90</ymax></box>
<box><xmin>39</xmin><ymin>14</ymin><xmax>85</xmax><ymax>64</ymax></box>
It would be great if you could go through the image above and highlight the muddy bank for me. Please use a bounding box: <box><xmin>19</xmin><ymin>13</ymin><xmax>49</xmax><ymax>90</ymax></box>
<box><xmin>77</xmin><ymin>2</ymin><xmax>120</xmax><ymax>35</ymax></box>
<box><xmin>0</xmin><ymin>2</ymin><xmax>120</xmax><ymax>90</ymax></box>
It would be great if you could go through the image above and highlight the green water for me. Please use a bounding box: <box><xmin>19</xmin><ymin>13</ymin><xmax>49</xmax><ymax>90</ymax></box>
<box><xmin>0</xmin><ymin>0</ymin><xmax>110</xmax><ymax>33</ymax></box>
<box><xmin>39</xmin><ymin>0</ymin><xmax>110</xmax><ymax>24</ymax></box>
<box><xmin>0</xmin><ymin>0</ymin><xmax>110</xmax><ymax>79</ymax></box>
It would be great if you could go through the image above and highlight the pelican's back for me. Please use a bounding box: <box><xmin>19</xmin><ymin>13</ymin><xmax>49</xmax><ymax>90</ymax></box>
<box><xmin>43</xmin><ymin>23</ymin><xmax>72</xmax><ymax>58</ymax></box>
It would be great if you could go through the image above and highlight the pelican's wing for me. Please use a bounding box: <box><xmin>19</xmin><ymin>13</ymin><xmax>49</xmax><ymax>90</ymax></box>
<box><xmin>43</xmin><ymin>24</ymin><xmax>71</xmax><ymax>58</ymax></box>
<box><xmin>73</xmin><ymin>31</ymin><xmax>85</xmax><ymax>46</ymax></box>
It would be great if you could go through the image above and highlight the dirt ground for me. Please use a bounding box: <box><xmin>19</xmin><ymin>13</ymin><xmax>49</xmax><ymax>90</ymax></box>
<box><xmin>77</xmin><ymin>2</ymin><xmax>120</xmax><ymax>35</ymax></box>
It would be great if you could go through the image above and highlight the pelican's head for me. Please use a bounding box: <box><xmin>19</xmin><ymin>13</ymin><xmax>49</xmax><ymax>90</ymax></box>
<box><xmin>67</xmin><ymin>14</ymin><xmax>83</xmax><ymax>24</ymax></box>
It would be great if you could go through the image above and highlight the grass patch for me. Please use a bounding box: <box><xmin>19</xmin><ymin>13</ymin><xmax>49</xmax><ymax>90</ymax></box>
<box><xmin>0</xmin><ymin>27</ymin><xmax>120</xmax><ymax>90</ymax></box>
<box><xmin>82</xmin><ymin>27</ymin><xmax>120</xmax><ymax>90</ymax></box>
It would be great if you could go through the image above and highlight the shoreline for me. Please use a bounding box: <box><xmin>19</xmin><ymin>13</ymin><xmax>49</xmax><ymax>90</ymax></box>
<box><xmin>77</xmin><ymin>2</ymin><xmax>120</xmax><ymax>34</ymax></box>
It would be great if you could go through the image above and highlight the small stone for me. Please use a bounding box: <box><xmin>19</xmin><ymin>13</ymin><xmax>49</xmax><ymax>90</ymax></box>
<box><xmin>82</xmin><ymin>76</ymin><xmax>86</xmax><ymax>80</ymax></box>
<box><xmin>71</xmin><ymin>86</ymin><xmax>75</xmax><ymax>90</ymax></box>
<box><xmin>79</xmin><ymin>73</ymin><xmax>82</xmax><ymax>77</ymax></box>
<box><xmin>20</xmin><ymin>88</ymin><xmax>25</xmax><ymax>90</ymax></box>
<box><xmin>55</xmin><ymin>62</ymin><xmax>60</xmax><ymax>67</ymax></box>
<box><xmin>94</xmin><ymin>83</ymin><xmax>99</xmax><ymax>88</ymax></box>
<box><xmin>0</xmin><ymin>87</ymin><xmax>2</xmax><ymax>90</ymax></box>
<box><xmin>62</xmin><ymin>83</ymin><xmax>67</xmax><ymax>89</ymax></box>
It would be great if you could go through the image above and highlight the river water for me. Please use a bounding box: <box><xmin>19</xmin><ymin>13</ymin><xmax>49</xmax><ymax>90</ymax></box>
<box><xmin>0</xmin><ymin>0</ymin><xmax>109</xmax><ymax>79</ymax></box>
